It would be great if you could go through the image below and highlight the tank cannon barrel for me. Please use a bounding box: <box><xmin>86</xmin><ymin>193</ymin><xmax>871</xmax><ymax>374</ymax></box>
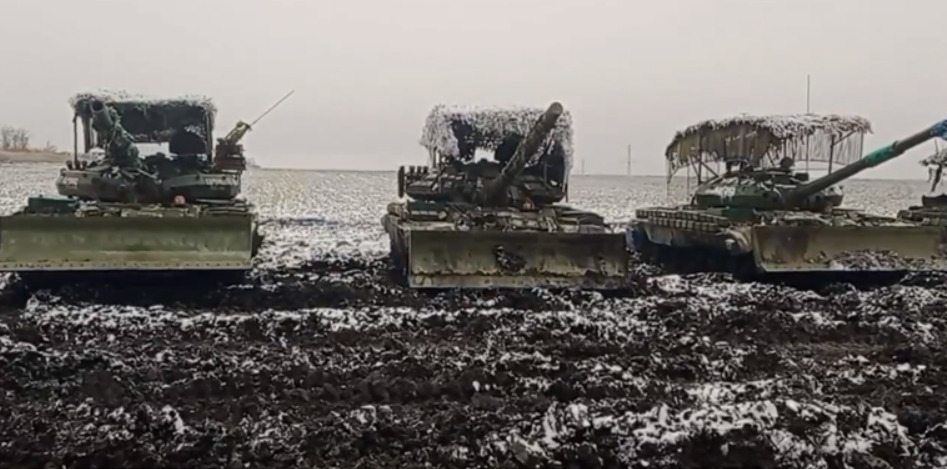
<box><xmin>87</xmin><ymin>99</ymin><xmax>139</xmax><ymax>165</ymax></box>
<box><xmin>89</xmin><ymin>99</ymin><xmax>115</xmax><ymax>131</ymax></box>
<box><xmin>482</xmin><ymin>102</ymin><xmax>564</xmax><ymax>205</ymax></box>
<box><xmin>788</xmin><ymin>119</ymin><xmax>947</xmax><ymax>203</ymax></box>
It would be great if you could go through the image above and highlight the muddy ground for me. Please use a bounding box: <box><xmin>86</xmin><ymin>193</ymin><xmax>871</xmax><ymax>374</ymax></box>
<box><xmin>2</xmin><ymin>254</ymin><xmax>947</xmax><ymax>469</ymax></box>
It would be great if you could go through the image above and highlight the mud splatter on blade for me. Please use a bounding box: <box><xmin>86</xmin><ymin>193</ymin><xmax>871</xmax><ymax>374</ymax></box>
<box><xmin>0</xmin><ymin>214</ymin><xmax>256</xmax><ymax>271</ymax></box>
<box><xmin>751</xmin><ymin>225</ymin><xmax>947</xmax><ymax>273</ymax></box>
<box><xmin>405</xmin><ymin>230</ymin><xmax>630</xmax><ymax>289</ymax></box>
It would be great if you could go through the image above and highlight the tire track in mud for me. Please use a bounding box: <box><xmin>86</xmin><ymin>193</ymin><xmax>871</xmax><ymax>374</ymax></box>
<box><xmin>3</xmin><ymin>268</ymin><xmax>947</xmax><ymax>467</ymax></box>
<box><xmin>3</xmin><ymin>218</ymin><xmax>947</xmax><ymax>467</ymax></box>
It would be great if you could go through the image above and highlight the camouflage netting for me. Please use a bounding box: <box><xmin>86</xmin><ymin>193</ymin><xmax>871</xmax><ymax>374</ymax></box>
<box><xmin>419</xmin><ymin>105</ymin><xmax>574</xmax><ymax>174</ymax></box>
<box><xmin>666</xmin><ymin>114</ymin><xmax>872</xmax><ymax>178</ymax></box>
<box><xmin>70</xmin><ymin>90</ymin><xmax>217</xmax><ymax>144</ymax></box>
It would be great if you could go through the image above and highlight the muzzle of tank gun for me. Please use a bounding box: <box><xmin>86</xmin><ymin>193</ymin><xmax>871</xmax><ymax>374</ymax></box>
<box><xmin>89</xmin><ymin>99</ymin><xmax>115</xmax><ymax>130</ymax></box>
<box><xmin>935</xmin><ymin>120</ymin><xmax>947</xmax><ymax>141</ymax></box>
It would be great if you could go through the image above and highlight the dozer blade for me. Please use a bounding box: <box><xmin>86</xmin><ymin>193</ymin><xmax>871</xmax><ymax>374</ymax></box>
<box><xmin>0</xmin><ymin>215</ymin><xmax>256</xmax><ymax>271</ymax></box>
<box><xmin>751</xmin><ymin>225</ymin><xmax>947</xmax><ymax>273</ymax></box>
<box><xmin>404</xmin><ymin>230</ymin><xmax>630</xmax><ymax>289</ymax></box>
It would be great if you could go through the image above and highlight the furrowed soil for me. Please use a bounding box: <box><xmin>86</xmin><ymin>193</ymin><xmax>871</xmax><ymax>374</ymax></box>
<box><xmin>1</xmin><ymin>167</ymin><xmax>946</xmax><ymax>468</ymax></box>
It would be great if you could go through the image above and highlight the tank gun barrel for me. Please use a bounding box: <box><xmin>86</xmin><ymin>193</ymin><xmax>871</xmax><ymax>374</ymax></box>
<box><xmin>788</xmin><ymin>119</ymin><xmax>947</xmax><ymax>203</ymax></box>
<box><xmin>481</xmin><ymin>102</ymin><xmax>564</xmax><ymax>205</ymax></box>
<box><xmin>88</xmin><ymin>99</ymin><xmax>139</xmax><ymax>165</ymax></box>
<box><xmin>89</xmin><ymin>99</ymin><xmax>114</xmax><ymax>130</ymax></box>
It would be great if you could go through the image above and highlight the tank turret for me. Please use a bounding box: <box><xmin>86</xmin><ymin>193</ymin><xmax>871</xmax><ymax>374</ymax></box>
<box><xmin>400</xmin><ymin>102</ymin><xmax>570</xmax><ymax>208</ymax></box>
<box><xmin>480</xmin><ymin>102</ymin><xmax>564</xmax><ymax>206</ymax></box>
<box><xmin>691</xmin><ymin>120</ymin><xmax>947</xmax><ymax>212</ymax></box>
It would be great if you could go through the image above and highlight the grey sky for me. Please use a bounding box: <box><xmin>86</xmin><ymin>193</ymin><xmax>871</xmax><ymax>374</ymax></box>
<box><xmin>0</xmin><ymin>0</ymin><xmax>943</xmax><ymax>179</ymax></box>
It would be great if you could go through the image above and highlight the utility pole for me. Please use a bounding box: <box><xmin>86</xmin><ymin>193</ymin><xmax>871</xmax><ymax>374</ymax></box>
<box><xmin>626</xmin><ymin>144</ymin><xmax>631</xmax><ymax>176</ymax></box>
<box><xmin>806</xmin><ymin>74</ymin><xmax>811</xmax><ymax>114</ymax></box>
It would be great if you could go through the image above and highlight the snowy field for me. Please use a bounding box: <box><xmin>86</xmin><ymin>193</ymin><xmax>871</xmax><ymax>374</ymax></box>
<box><xmin>1</xmin><ymin>163</ymin><xmax>945</xmax><ymax>468</ymax></box>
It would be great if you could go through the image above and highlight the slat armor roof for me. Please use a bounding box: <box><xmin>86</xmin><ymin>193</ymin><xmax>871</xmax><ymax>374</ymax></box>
<box><xmin>69</xmin><ymin>90</ymin><xmax>217</xmax><ymax>143</ymax></box>
<box><xmin>419</xmin><ymin>104</ymin><xmax>575</xmax><ymax>170</ymax></box>
<box><xmin>665</xmin><ymin>113</ymin><xmax>873</xmax><ymax>177</ymax></box>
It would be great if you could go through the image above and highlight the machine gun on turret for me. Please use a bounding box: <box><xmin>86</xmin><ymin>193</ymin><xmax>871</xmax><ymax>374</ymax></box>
<box><xmin>382</xmin><ymin>101</ymin><xmax>630</xmax><ymax>290</ymax></box>
<box><xmin>213</xmin><ymin>90</ymin><xmax>294</xmax><ymax>172</ymax></box>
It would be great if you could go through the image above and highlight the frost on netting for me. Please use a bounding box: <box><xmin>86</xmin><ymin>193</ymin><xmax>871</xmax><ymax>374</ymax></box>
<box><xmin>672</xmin><ymin>114</ymin><xmax>872</xmax><ymax>142</ymax></box>
<box><xmin>418</xmin><ymin>104</ymin><xmax>575</xmax><ymax>173</ymax></box>
<box><xmin>666</xmin><ymin>113</ymin><xmax>873</xmax><ymax>178</ymax></box>
<box><xmin>69</xmin><ymin>89</ymin><xmax>217</xmax><ymax>144</ymax></box>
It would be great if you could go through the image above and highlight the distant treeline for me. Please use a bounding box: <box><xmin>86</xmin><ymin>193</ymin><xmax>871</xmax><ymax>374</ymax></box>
<box><xmin>0</xmin><ymin>126</ymin><xmax>59</xmax><ymax>153</ymax></box>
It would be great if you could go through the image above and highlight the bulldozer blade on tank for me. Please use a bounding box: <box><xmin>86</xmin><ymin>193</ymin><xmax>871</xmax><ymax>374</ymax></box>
<box><xmin>751</xmin><ymin>225</ymin><xmax>947</xmax><ymax>273</ymax></box>
<box><xmin>399</xmin><ymin>229</ymin><xmax>630</xmax><ymax>289</ymax></box>
<box><xmin>0</xmin><ymin>215</ymin><xmax>256</xmax><ymax>271</ymax></box>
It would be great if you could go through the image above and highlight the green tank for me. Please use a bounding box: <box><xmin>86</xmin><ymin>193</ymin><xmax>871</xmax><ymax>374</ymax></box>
<box><xmin>897</xmin><ymin>146</ymin><xmax>947</xmax><ymax>226</ymax></box>
<box><xmin>0</xmin><ymin>92</ymin><xmax>262</xmax><ymax>277</ymax></box>
<box><xmin>382</xmin><ymin>102</ymin><xmax>630</xmax><ymax>289</ymax></box>
<box><xmin>628</xmin><ymin>114</ymin><xmax>947</xmax><ymax>280</ymax></box>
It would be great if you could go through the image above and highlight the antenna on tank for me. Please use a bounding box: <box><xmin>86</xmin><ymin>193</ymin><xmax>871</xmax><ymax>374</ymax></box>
<box><xmin>805</xmin><ymin>74</ymin><xmax>812</xmax><ymax>171</ymax></box>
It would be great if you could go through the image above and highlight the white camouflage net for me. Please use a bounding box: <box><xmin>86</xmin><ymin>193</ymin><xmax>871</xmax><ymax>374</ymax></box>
<box><xmin>68</xmin><ymin>89</ymin><xmax>217</xmax><ymax>117</ymax></box>
<box><xmin>672</xmin><ymin>114</ymin><xmax>872</xmax><ymax>143</ymax></box>
<box><xmin>419</xmin><ymin>104</ymin><xmax>574</xmax><ymax>174</ymax></box>
<box><xmin>666</xmin><ymin>113</ymin><xmax>872</xmax><ymax>178</ymax></box>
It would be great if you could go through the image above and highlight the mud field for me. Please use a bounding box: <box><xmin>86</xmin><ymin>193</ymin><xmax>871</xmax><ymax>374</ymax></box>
<box><xmin>1</xmin><ymin>166</ymin><xmax>947</xmax><ymax>468</ymax></box>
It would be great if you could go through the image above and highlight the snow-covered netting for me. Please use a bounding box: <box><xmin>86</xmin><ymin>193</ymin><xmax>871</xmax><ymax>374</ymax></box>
<box><xmin>419</xmin><ymin>104</ymin><xmax>574</xmax><ymax>174</ymax></box>
<box><xmin>70</xmin><ymin>90</ymin><xmax>216</xmax><ymax>144</ymax></box>
<box><xmin>666</xmin><ymin>113</ymin><xmax>872</xmax><ymax>179</ymax></box>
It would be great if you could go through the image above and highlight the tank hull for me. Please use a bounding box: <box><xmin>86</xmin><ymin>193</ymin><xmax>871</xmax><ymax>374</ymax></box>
<box><xmin>0</xmin><ymin>197</ymin><xmax>261</xmax><ymax>273</ymax></box>
<box><xmin>897</xmin><ymin>195</ymin><xmax>947</xmax><ymax>226</ymax></box>
<box><xmin>630</xmin><ymin>206</ymin><xmax>947</xmax><ymax>278</ymax></box>
<box><xmin>382</xmin><ymin>204</ymin><xmax>631</xmax><ymax>290</ymax></box>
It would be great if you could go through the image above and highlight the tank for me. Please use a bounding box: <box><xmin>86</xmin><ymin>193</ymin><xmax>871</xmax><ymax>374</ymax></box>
<box><xmin>382</xmin><ymin>102</ymin><xmax>630</xmax><ymax>289</ymax></box>
<box><xmin>897</xmin><ymin>145</ymin><xmax>947</xmax><ymax>226</ymax></box>
<box><xmin>629</xmin><ymin>113</ymin><xmax>947</xmax><ymax>279</ymax></box>
<box><xmin>0</xmin><ymin>91</ymin><xmax>262</xmax><ymax>276</ymax></box>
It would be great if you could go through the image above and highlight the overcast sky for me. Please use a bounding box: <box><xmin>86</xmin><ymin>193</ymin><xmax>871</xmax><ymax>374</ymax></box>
<box><xmin>0</xmin><ymin>0</ymin><xmax>943</xmax><ymax>179</ymax></box>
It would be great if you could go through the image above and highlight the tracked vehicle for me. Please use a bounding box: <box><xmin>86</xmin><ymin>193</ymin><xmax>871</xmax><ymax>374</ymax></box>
<box><xmin>0</xmin><ymin>91</ymin><xmax>263</xmax><ymax>279</ymax></box>
<box><xmin>897</xmin><ymin>145</ymin><xmax>947</xmax><ymax>227</ymax></box>
<box><xmin>382</xmin><ymin>102</ymin><xmax>630</xmax><ymax>289</ymax></box>
<box><xmin>629</xmin><ymin>114</ymin><xmax>947</xmax><ymax>281</ymax></box>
